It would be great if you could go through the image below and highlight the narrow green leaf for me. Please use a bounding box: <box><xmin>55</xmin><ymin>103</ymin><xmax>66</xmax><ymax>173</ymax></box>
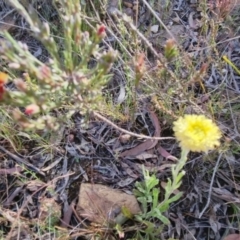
<box><xmin>152</xmin><ymin>187</ymin><xmax>160</xmax><ymax>209</ymax></box>
<box><xmin>166</xmin><ymin>192</ymin><xmax>183</xmax><ymax>204</ymax></box>
<box><xmin>154</xmin><ymin>208</ymin><xmax>170</xmax><ymax>225</ymax></box>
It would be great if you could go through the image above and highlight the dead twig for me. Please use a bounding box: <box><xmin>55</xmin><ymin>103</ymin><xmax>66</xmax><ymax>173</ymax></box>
<box><xmin>199</xmin><ymin>153</ymin><xmax>223</xmax><ymax>218</ymax></box>
<box><xmin>92</xmin><ymin>111</ymin><xmax>174</xmax><ymax>140</ymax></box>
<box><xmin>0</xmin><ymin>146</ymin><xmax>45</xmax><ymax>176</ymax></box>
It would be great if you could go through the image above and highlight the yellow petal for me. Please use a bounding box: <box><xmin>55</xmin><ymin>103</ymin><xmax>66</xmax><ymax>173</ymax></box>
<box><xmin>173</xmin><ymin>115</ymin><xmax>221</xmax><ymax>152</ymax></box>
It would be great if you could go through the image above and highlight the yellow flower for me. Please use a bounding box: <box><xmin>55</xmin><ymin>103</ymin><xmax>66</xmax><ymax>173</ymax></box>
<box><xmin>173</xmin><ymin>115</ymin><xmax>221</xmax><ymax>152</ymax></box>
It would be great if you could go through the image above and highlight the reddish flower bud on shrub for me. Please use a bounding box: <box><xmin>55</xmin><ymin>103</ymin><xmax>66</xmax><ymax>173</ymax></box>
<box><xmin>0</xmin><ymin>85</ymin><xmax>5</xmax><ymax>100</ymax></box>
<box><xmin>199</xmin><ymin>63</ymin><xmax>208</xmax><ymax>74</ymax></box>
<box><xmin>165</xmin><ymin>39</ymin><xmax>175</xmax><ymax>50</ymax></box>
<box><xmin>135</xmin><ymin>53</ymin><xmax>145</xmax><ymax>73</ymax></box>
<box><xmin>97</xmin><ymin>25</ymin><xmax>106</xmax><ymax>38</ymax></box>
<box><xmin>39</xmin><ymin>65</ymin><xmax>51</xmax><ymax>80</ymax></box>
<box><xmin>164</xmin><ymin>39</ymin><xmax>178</xmax><ymax>61</ymax></box>
<box><xmin>25</xmin><ymin>104</ymin><xmax>40</xmax><ymax>115</ymax></box>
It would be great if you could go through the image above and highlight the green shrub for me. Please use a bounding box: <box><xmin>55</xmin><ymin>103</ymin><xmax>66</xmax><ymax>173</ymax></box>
<box><xmin>0</xmin><ymin>0</ymin><xmax>117</xmax><ymax>130</ymax></box>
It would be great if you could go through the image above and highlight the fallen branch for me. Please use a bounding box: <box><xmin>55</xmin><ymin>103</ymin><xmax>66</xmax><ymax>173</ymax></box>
<box><xmin>92</xmin><ymin>111</ymin><xmax>174</xmax><ymax>141</ymax></box>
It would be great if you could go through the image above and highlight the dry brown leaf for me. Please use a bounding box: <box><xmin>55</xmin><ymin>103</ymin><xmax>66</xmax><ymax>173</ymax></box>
<box><xmin>188</xmin><ymin>12</ymin><xmax>199</xmax><ymax>29</ymax></box>
<box><xmin>135</xmin><ymin>152</ymin><xmax>157</xmax><ymax>160</ymax></box>
<box><xmin>223</xmin><ymin>234</ymin><xmax>240</xmax><ymax>240</ymax></box>
<box><xmin>212</xmin><ymin>187</ymin><xmax>240</xmax><ymax>203</ymax></box>
<box><xmin>0</xmin><ymin>166</ymin><xmax>23</xmax><ymax>175</ymax></box>
<box><xmin>135</xmin><ymin>163</ymin><xmax>172</xmax><ymax>173</ymax></box>
<box><xmin>26</xmin><ymin>180</ymin><xmax>45</xmax><ymax>192</ymax></box>
<box><xmin>120</xmin><ymin>161</ymin><xmax>139</xmax><ymax>179</ymax></box>
<box><xmin>61</xmin><ymin>198</ymin><xmax>76</xmax><ymax>228</ymax></box>
<box><xmin>77</xmin><ymin>183</ymin><xmax>141</xmax><ymax>224</ymax></box>
<box><xmin>157</xmin><ymin>146</ymin><xmax>178</xmax><ymax>161</ymax></box>
<box><xmin>117</xmin><ymin>177</ymin><xmax>136</xmax><ymax>187</ymax></box>
<box><xmin>41</xmin><ymin>157</ymin><xmax>63</xmax><ymax>171</ymax></box>
<box><xmin>120</xmin><ymin>110</ymin><xmax>160</xmax><ymax>158</ymax></box>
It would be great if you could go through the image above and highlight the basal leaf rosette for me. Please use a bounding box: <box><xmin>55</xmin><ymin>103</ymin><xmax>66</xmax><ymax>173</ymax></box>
<box><xmin>173</xmin><ymin>115</ymin><xmax>221</xmax><ymax>152</ymax></box>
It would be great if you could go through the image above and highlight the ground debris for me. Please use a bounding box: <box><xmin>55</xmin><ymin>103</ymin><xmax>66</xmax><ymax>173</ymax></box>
<box><xmin>1</xmin><ymin>0</ymin><xmax>240</xmax><ymax>239</ymax></box>
<box><xmin>224</xmin><ymin>234</ymin><xmax>240</xmax><ymax>240</ymax></box>
<box><xmin>77</xmin><ymin>183</ymin><xmax>141</xmax><ymax>224</ymax></box>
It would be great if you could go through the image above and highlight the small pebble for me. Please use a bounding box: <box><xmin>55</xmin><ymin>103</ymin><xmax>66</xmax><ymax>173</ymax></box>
<box><xmin>150</xmin><ymin>25</ymin><xmax>159</xmax><ymax>33</ymax></box>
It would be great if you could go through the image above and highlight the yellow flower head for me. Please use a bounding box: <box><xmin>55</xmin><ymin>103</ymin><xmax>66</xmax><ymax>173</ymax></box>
<box><xmin>173</xmin><ymin>115</ymin><xmax>221</xmax><ymax>152</ymax></box>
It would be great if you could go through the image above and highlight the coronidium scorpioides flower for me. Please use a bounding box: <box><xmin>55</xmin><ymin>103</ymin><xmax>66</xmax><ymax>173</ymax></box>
<box><xmin>173</xmin><ymin>115</ymin><xmax>221</xmax><ymax>152</ymax></box>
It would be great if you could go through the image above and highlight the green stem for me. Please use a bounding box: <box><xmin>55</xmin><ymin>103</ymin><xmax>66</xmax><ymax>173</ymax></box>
<box><xmin>174</xmin><ymin>148</ymin><xmax>189</xmax><ymax>175</ymax></box>
<box><xmin>164</xmin><ymin>148</ymin><xmax>189</xmax><ymax>200</ymax></box>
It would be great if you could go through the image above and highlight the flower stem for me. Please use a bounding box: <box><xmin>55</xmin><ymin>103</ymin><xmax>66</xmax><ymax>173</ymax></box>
<box><xmin>165</xmin><ymin>148</ymin><xmax>189</xmax><ymax>199</ymax></box>
<box><xmin>174</xmin><ymin>148</ymin><xmax>189</xmax><ymax>175</ymax></box>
